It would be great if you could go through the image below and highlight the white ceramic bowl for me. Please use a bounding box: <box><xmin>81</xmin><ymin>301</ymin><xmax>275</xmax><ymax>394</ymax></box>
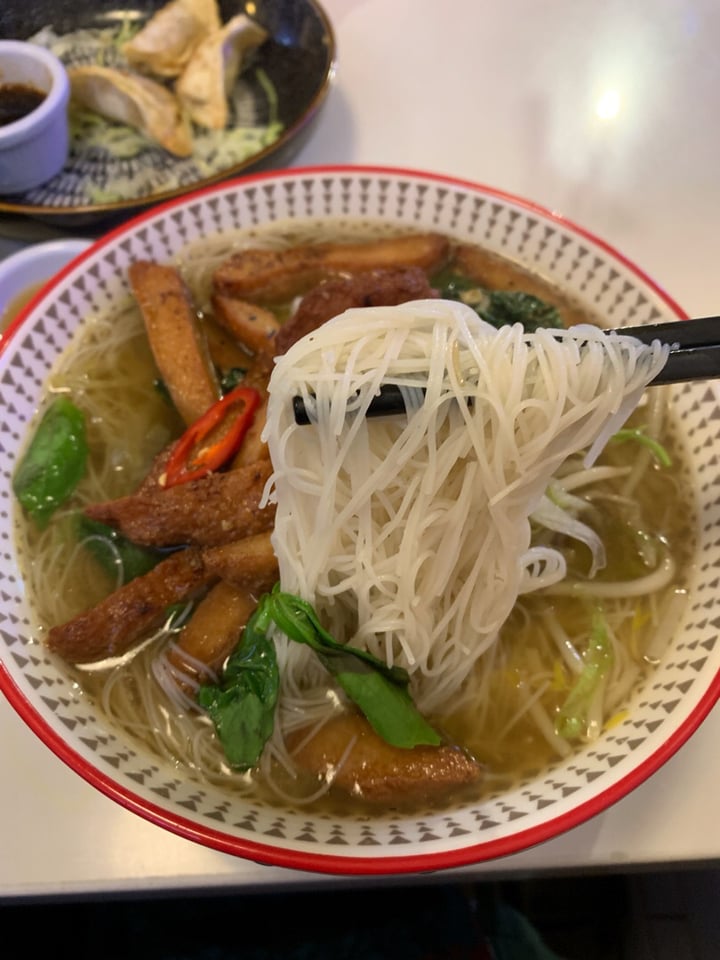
<box><xmin>0</xmin><ymin>40</ymin><xmax>70</xmax><ymax>193</ymax></box>
<box><xmin>1</xmin><ymin>167</ymin><xmax>718</xmax><ymax>875</ymax></box>
<box><xmin>0</xmin><ymin>238</ymin><xmax>92</xmax><ymax>329</ymax></box>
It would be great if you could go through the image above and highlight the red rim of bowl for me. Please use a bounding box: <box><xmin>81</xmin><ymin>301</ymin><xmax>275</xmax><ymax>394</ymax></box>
<box><xmin>1</xmin><ymin>163</ymin><xmax>716</xmax><ymax>877</ymax></box>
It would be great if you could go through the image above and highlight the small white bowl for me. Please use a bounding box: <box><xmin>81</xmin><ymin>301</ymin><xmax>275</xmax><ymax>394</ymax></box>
<box><xmin>0</xmin><ymin>238</ymin><xmax>92</xmax><ymax>331</ymax></box>
<box><xmin>0</xmin><ymin>40</ymin><xmax>70</xmax><ymax>194</ymax></box>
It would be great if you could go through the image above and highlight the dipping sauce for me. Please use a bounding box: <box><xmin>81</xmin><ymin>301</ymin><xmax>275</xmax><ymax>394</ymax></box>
<box><xmin>0</xmin><ymin>83</ymin><xmax>46</xmax><ymax>126</ymax></box>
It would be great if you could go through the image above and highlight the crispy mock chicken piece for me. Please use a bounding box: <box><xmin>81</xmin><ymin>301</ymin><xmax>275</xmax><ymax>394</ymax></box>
<box><xmin>274</xmin><ymin>266</ymin><xmax>439</xmax><ymax>355</ymax></box>
<box><xmin>212</xmin><ymin>232</ymin><xmax>450</xmax><ymax>302</ymax></box>
<box><xmin>165</xmin><ymin>580</ymin><xmax>262</xmax><ymax>684</ymax></box>
<box><xmin>47</xmin><ymin>547</ymin><xmax>212</xmax><ymax>664</ymax></box>
<box><xmin>230</xmin><ymin>267</ymin><xmax>439</xmax><ymax>465</ymax></box>
<box><xmin>129</xmin><ymin>261</ymin><xmax>220</xmax><ymax>425</ymax></box>
<box><xmin>289</xmin><ymin>713</ymin><xmax>483</xmax><ymax>805</ymax></box>
<box><xmin>212</xmin><ymin>294</ymin><xmax>281</xmax><ymax>355</ymax></box>
<box><xmin>84</xmin><ymin>460</ymin><xmax>275</xmax><ymax>548</ymax></box>
<box><xmin>453</xmin><ymin>244</ymin><xmax>592</xmax><ymax>328</ymax></box>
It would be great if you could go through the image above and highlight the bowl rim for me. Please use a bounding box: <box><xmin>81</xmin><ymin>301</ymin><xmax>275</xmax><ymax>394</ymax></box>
<box><xmin>1</xmin><ymin>163</ymin><xmax>717</xmax><ymax>876</ymax></box>
<box><xmin>0</xmin><ymin>39</ymin><xmax>69</xmax><ymax>144</ymax></box>
<box><xmin>0</xmin><ymin>238</ymin><xmax>92</xmax><ymax>329</ymax></box>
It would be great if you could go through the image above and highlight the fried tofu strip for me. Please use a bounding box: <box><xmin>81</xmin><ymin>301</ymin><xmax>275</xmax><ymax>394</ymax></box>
<box><xmin>129</xmin><ymin>261</ymin><xmax>220</xmax><ymax>425</ymax></box>
<box><xmin>289</xmin><ymin>713</ymin><xmax>483</xmax><ymax>806</ymax></box>
<box><xmin>212</xmin><ymin>294</ymin><xmax>281</xmax><ymax>355</ymax></box>
<box><xmin>212</xmin><ymin>232</ymin><xmax>450</xmax><ymax>302</ymax></box>
<box><xmin>166</xmin><ymin>534</ymin><xmax>278</xmax><ymax>683</ymax></box>
<box><xmin>165</xmin><ymin>580</ymin><xmax>261</xmax><ymax>684</ymax></box>
<box><xmin>202</xmin><ymin>313</ymin><xmax>254</xmax><ymax>371</ymax></box>
<box><xmin>201</xmin><ymin>532</ymin><xmax>278</xmax><ymax>584</ymax></box>
<box><xmin>47</xmin><ymin>547</ymin><xmax>212</xmax><ymax>664</ymax></box>
<box><xmin>84</xmin><ymin>460</ymin><xmax>275</xmax><ymax>548</ymax></box>
<box><xmin>453</xmin><ymin>244</ymin><xmax>594</xmax><ymax>329</ymax></box>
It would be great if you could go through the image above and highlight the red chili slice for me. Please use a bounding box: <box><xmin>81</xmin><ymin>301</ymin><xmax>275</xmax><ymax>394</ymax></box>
<box><xmin>163</xmin><ymin>385</ymin><xmax>261</xmax><ymax>488</ymax></box>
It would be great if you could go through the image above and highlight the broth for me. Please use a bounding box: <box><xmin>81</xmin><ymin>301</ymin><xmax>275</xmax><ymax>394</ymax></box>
<box><xmin>14</xmin><ymin>221</ymin><xmax>694</xmax><ymax>812</ymax></box>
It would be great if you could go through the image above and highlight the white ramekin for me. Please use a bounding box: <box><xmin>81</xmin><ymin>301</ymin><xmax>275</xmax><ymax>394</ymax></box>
<box><xmin>0</xmin><ymin>40</ymin><xmax>70</xmax><ymax>194</ymax></box>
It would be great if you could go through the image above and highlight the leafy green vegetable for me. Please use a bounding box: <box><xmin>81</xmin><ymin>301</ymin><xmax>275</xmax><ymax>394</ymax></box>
<box><xmin>13</xmin><ymin>396</ymin><xmax>88</xmax><ymax>529</ymax></box>
<box><xmin>268</xmin><ymin>589</ymin><xmax>441</xmax><ymax>749</ymax></box>
<box><xmin>480</xmin><ymin>290</ymin><xmax>563</xmax><ymax>332</ymax></box>
<box><xmin>197</xmin><ymin>599</ymin><xmax>279</xmax><ymax>771</ymax></box>
<box><xmin>76</xmin><ymin>515</ymin><xmax>166</xmax><ymax>585</ymax></box>
<box><xmin>432</xmin><ymin>269</ymin><xmax>563</xmax><ymax>332</ymax></box>
<box><xmin>609</xmin><ymin>426</ymin><xmax>672</xmax><ymax>467</ymax></box>
<box><xmin>198</xmin><ymin>587</ymin><xmax>441</xmax><ymax>770</ymax></box>
<box><xmin>556</xmin><ymin>612</ymin><xmax>614</xmax><ymax>739</ymax></box>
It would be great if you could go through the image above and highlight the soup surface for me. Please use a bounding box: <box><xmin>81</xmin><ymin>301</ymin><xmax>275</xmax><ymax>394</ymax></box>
<box><xmin>13</xmin><ymin>219</ymin><xmax>694</xmax><ymax>813</ymax></box>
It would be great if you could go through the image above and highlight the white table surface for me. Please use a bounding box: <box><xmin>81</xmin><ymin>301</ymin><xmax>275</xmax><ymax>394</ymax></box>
<box><xmin>1</xmin><ymin>0</ymin><xmax>719</xmax><ymax>899</ymax></box>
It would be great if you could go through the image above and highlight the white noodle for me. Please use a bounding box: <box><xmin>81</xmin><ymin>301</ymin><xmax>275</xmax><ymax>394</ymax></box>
<box><xmin>263</xmin><ymin>299</ymin><xmax>669</xmax><ymax>717</ymax></box>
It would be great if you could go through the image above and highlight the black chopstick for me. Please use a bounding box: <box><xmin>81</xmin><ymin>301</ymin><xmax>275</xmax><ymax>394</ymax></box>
<box><xmin>292</xmin><ymin>316</ymin><xmax>720</xmax><ymax>424</ymax></box>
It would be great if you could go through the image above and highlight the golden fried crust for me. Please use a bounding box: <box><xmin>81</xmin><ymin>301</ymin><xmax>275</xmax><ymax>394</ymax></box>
<box><xmin>47</xmin><ymin>547</ymin><xmax>212</xmax><ymax>664</ymax></box>
<box><xmin>273</xmin><ymin>266</ymin><xmax>439</xmax><ymax>356</ymax></box>
<box><xmin>166</xmin><ymin>579</ymin><xmax>260</xmax><ymax>683</ymax></box>
<box><xmin>212</xmin><ymin>233</ymin><xmax>450</xmax><ymax>302</ymax></box>
<box><xmin>84</xmin><ymin>460</ymin><xmax>275</xmax><ymax>548</ymax></box>
<box><xmin>129</xmin><ymin>261</ymin><xmax>220</xmax><ymax>425</ymax></box>
<box><xmin>289</xmin><ymin>713</ymin><xmax>483</xmax><ymax>805</ymax></box>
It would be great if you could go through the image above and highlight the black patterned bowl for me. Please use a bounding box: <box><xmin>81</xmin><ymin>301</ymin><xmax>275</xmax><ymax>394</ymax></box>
<box><xmin>0</xmin><ymin>0</ymin><xmax>334</xmax><ymax>227</ymax></box>
<box><xmin>1</xmin><ymin>167</ymin><xmax>718</xmax><ymax>875</ymax></box>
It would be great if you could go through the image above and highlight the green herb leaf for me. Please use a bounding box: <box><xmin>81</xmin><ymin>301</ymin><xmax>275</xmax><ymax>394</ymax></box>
<box><xmin>431</xmin><ymin>270</ymin><xmax>562</xmax><ymax>332</ymax></box>
<box><xmin>197</xmin><ymin>597</ymin><xmax>279</xmax><ymax>771</ymax></box>
<box><xmin>267</xmin><ymin>589</ymin><xmax>441</xmax><ymax>748</ymax></box>
<box><xmin>480</xmin><ymin>290</ymin><xmax>562</xmax><ymax>332</ymax></box>
<box><xmin>13</xmin><ymin>396</ymin><xmax>88</xmax><ymax>529</ymax></box>
<box><xmin>198</xmin><ymin>588</ymin><xmax>441</xmax><ymax>770</ymax></box>
<box><xmin>76</xmin><ymin>515</ymin><xmax>166</xmax><ymax>584</ymax></box>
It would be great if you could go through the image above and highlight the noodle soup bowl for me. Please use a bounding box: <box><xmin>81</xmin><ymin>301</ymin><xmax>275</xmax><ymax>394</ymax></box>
<box><xmin>1</xmin><ymin>166</ymin><xmax>719</xmax><ymax>875</ymax></box>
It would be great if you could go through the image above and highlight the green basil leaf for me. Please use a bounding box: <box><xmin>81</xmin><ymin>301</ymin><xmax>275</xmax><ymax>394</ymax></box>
<box><xmin>197</xmin><ymin>596</ymin><xmax>279</xmax><ymax>770</ymax></box>
<box><xmin>268</xmin><ymin>589</ymin><xmax>409</xmax><ymax>686</ymax></box>
<box><xmin>13</xmin><ymin>396</ymin><xmax>88</xmax><ymax>529</ymax></box>
<box><xmin>76</xmin><ymin>515</ymin><xmax>165</xmax><ymax>584</ymax></box>
<box><xmin>268</xmin><ymin>588</ymin><xmax>440</xmax><ymax>748</ymax></box>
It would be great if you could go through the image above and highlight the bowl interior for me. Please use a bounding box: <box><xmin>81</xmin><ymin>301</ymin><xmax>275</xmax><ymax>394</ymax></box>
<box><xmin>0</xmin><ymin>49</ymin><xmax>52</xmax><ymax>92</ymax></box>
<box><xmin>0</xmin><ymin>239</ymin><xmax>91</xmax><ymax>331</ymax></box>
<box><xmin>1</xmin><ymin>167</ymin><xmax>718</xmax><ymax>875</ymax></box>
